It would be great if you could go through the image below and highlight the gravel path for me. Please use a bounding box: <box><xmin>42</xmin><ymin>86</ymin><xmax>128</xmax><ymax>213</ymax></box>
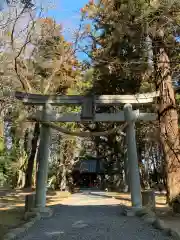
<box><xmin>18</xmin><ymin>191</ymin><xmax>172</xmax><ymax>240</ymax></box>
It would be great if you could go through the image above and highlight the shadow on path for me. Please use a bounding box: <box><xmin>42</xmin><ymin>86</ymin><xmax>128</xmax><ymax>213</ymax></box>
<box><xmin>18</xmin><ymin>198</ymin><xmax>171</xmax><ymax>240</ymax></box>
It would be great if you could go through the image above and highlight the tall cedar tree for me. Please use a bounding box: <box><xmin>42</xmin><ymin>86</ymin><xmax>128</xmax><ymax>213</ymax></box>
<box><xmin>83</xmin><ymin>0</ymin><xmax>180</xmax><ymax>205</ymax></box>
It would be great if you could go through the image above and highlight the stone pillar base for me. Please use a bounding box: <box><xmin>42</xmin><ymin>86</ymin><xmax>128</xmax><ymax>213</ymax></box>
<box><xmin>142</xmin><ymin>190</ymin><xmax>155</xmax><ymax>210</ymax></box>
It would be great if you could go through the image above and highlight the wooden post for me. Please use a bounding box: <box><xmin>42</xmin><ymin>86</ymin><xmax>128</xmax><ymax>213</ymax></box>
<box><xmin>35</xmin><ymin>104</ymin><xmax>51</xmax><ymax>209</ymax></box>
<box><xmin>142</xmin><ymin>190</ymin><xmax>155</xmax><ymax>210</ymax></box>
<box><xmin>25</xmin><ymin>194</ymin><xmax>35</xmax><ymax>212</ymax></box>
<box><xmin>124</xmin><ymin>104</ymin><xmax>142</xmax><ymax>209</ymax></box>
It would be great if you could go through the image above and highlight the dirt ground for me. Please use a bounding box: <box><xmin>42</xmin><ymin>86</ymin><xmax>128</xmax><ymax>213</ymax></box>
<box><xmin>0</xmin><ymin>189</ymin><xmax>179</xmax><ymax>239</ymax></box>
<box><xmin>105</xmin><ymin>191</ymin><xmax>180</xmax><ymax>236</ymax></box>
<box><xmin>0</xmin><ymin>188</ymin><xmax>71</xmax><ymax>239</ymax></box>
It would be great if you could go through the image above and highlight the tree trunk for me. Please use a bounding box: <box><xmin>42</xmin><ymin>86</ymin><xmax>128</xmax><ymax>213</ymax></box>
<box><xmin>153</xmin><ymin>35</ymin><xmax>180</xmax><ymax>203</ymax></box>
<box><xmin>24</xmin><ymin>127</ymin><xmax>33</xmax><ymax>155</ymax></box>
<box><xmin>17</xmin><ymin>159</ymin><xmax>26</xmax><ymax>188</ymax></box>
<box><xmin>33</xmin><ymin>140</ymin><xmax>39</xmax><ymax>188</ymax></box>
<box><xmin>0</xmin><ymin>117</ymin><xmax>4</xmax><ymax>153</ymax></box>
<box><xmin>123</xmin><ymin>154</ymin><xmax>130</xmax><ymax>192</ymax></box>
<box><xmin>60</xmin><ymin>164</ymin><xmax>67</xmax><ymax>191</ymax></box>
<box><xmin>16</xmin><ymin>138</ymin><xmax>26</xmax><ymax>188</ymax></box>
<box><xmin>24</xmin><ymin>122</ymin><xmax>40</xmax><ymax>188</ymax></box>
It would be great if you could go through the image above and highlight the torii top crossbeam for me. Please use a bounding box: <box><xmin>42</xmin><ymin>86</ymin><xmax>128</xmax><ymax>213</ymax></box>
<box><xmin>15</xmin><ymin>91</ymin><xmax>159</xmax><ymax>122</ymax></box>
<box><xmin>15</xmin><ymin>91</ymin><xmax>159</xmax><ymax>105</ymax></box>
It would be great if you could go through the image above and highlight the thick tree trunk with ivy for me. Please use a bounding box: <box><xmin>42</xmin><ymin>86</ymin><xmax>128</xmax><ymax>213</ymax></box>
<box><xmin>153</xmin><ymin>35</ymin><xmax>180</xmax><ymax>205</ymax></box>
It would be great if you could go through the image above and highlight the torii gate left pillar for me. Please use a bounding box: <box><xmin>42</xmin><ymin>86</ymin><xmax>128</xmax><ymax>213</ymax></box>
<box><xmin>35</xmin><ymin>104</ymin><xmax>51</xmax><ymax>209</ymax></box>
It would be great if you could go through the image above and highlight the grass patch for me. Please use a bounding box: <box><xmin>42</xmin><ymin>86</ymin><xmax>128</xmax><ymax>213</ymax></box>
<box><xmin>0</xmin><ymin>207</ymin><xmax>25</xmax><ymax>238</ymax></box>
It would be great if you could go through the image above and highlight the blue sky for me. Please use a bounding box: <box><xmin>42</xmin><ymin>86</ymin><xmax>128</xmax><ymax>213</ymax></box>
<box><xmin>47</xmin><ymin>0</ymin><xmax>89</xmax><ymax>60</ymax></box>
<box><xmin>0</xmin><ymin>0</ymin><xmax>90</xmax><ymax>60</ymax></box>
<box><xmin>46</xmin><ymin>0</ymin><xmax>88</xmax><ymax>35</ymax></box>
<box><xmin>45</xmin><ymin>0</ymin><xmax>89</xmax><ymax>60</ymax></box>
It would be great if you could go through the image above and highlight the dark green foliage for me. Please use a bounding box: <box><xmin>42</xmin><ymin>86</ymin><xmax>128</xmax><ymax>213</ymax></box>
<box><xmin>81</xmin><ymin>0</ymin><xmax>180</xmax><ymax>192</ymax></box>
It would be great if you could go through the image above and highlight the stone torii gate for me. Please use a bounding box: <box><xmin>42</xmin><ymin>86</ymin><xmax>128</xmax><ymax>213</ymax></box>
<box><xmin>15</xmin><ymin>91</ymin><xmax>159</xmax><ymax>211</ymax></box>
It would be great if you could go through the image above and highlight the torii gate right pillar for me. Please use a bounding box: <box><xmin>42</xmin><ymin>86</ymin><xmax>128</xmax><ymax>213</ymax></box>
<box><xmin>124</xmin><ymin>104</ymin><xmax>142</xmax><ymax>209</ymax></box>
